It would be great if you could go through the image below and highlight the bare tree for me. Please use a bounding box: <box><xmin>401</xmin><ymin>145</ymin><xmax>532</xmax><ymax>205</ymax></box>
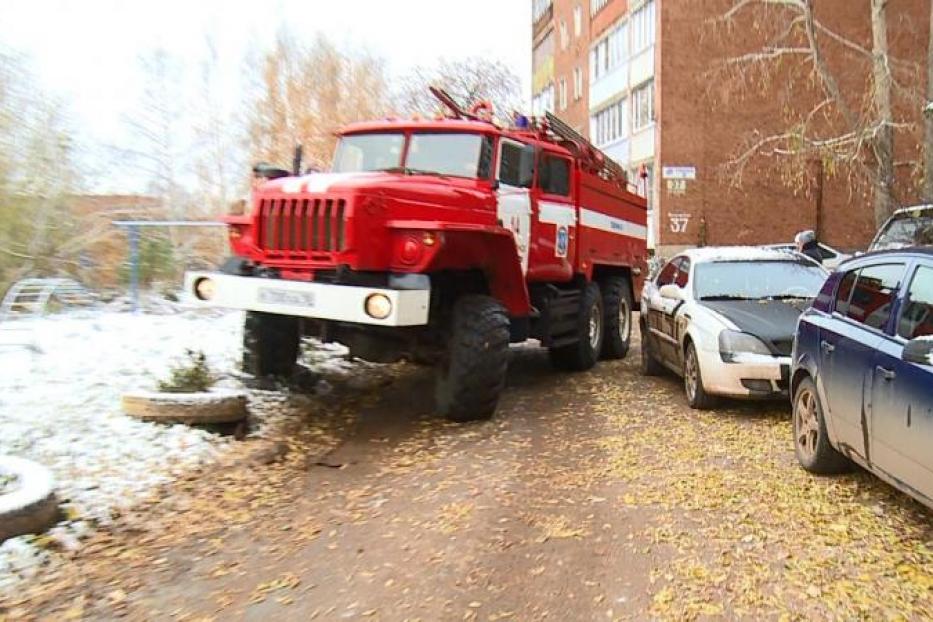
<box><xmin>0</xmin><ymin>50</ymin><xmax>90</xmax><ymax>287</ymax></box>
<box><xmin>923</xmin><ymin>0</ymin><xmax>933</xmax><ymax>203</ymax></box>
<box><xmin>245</xmin><ymin>31</ymin><xmax>390</xmax><ymax>171</ymax></box>
<box><xmin>711</xmin><ymin>0</ymin><xmax>903</xmax><ymax>226</ymax></box>
<box><xmin>395</xmin><ymin>57</ymin><xmax>523</xmax><ymax>120</ymax></box>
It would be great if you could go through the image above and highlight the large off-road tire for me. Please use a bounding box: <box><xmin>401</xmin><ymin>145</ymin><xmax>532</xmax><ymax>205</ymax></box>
<box><xmin>122</xmin><ymin>389</ymin><xmax>249</xmax><ymax>424</ymax></box>
<box><xmin>435</xmin><ymin>295</ymin><xmax>510</xmax><ymax>422</ymax></box>
<box><xmin>684</xmin><ymin>341</ymin><xmax>717</xmax><ymax>410</ymax></box>
<box><xmin>793</xmin><ymin>377</ymin><xmax>851</xmax><ymax>474</ymax></box>
<box><xmin>549</xmin><ymin>282</ymin><xmax>603</xmax><ymax>372</ymax></box>
<box><xmin>0</xmin><ymin>456</ymin><xmax>59</xmax><ymax>542</ymax></box>
<box><xmin>243</xmin><ymin>311</ymin><xmax>300</xmax><ymax>378</ymax></box>
<box><xmin>640</xmin><ymin>325</ymin><xmax>664</xmax><ymax>376</ymax></box>
<box><xmin>600</xmin><ymin>276</ymin><xmax>633</xmax><ymax>360</ymax></box>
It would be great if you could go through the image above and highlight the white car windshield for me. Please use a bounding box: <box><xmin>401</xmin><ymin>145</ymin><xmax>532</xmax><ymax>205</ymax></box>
<box><xmin>695</xmin><ymin>260</ymin><xmax>827</xmax><ymax>301</ymax></box>
<box><xmin>872</xmin><ymin>213</ymin><xmax>933</xmax><ymax>250</ymax></box>
<box><xmin>332</xmin><ymin>131</ymin><xmax>490</xmax><ymax>178</ymax></box>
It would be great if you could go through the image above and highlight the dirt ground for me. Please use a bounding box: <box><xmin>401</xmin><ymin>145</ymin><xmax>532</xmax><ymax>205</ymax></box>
<box><xmin>3</xmin><ymin>334</ymin><xmax>933</xmax><ymax>621</ymax></box>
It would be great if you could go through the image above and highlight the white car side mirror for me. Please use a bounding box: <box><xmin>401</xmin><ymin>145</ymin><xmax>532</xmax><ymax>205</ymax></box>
<box><xmin>658</xmin><ymin>284</ymin><xmax>684</xmax><ymax>301</ymax></box>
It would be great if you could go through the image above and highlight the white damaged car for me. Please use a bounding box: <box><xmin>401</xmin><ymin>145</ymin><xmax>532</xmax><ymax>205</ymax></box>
<box><xmin>640</xmin><ymin>247</ymin><xmax>829</xmax><ymax>409</ymax></box>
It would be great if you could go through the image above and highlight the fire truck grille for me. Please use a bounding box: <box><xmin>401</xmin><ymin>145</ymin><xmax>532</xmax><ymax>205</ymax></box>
<box><xmin>258</xmin><ymin>198</ymin><xmax>346</xmax><ymax>255</ymax></box>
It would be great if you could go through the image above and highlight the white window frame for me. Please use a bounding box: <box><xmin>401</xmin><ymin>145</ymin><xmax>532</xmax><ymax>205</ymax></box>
<box><xmin>632</xmin><ymin>81</ymin><xmax>654</xmax><ymax>131</ymax></box>
<box><xmin>631</xmin><ymin>0</ymin><xmax>656</xmax><ymax>54</ymax></box>
<box><xmin>573</xmin><ymin>5</ymin><xmax>582</xmax><ymax>37</ymax></box>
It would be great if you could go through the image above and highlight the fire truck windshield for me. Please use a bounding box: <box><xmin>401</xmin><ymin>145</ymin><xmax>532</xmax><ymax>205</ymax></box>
<box><xmin>333</xmin><ymin>133</ymin><xmax>404</xmax><ymax>173</ymax></box>
<box><xmin>333</xmin><ymin>132</ymin><xmax>492</xmax><ymax>179</ymax></box>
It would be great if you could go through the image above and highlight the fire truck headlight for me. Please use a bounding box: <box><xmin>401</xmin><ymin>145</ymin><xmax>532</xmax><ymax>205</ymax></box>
<box><xmin>194</xmin><ymin>277</ymin><xmax>216</xmax><ymax>301</ymax></box>
<box><xmin>364</xmin><ymin>293</ymin><xmax>393</xmax><ymax>320</ymax></box>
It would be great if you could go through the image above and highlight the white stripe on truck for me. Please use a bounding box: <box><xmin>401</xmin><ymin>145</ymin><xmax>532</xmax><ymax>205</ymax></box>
<box><xmin>538</xmin><ymin>201</ymin><xmax>577</xmax><ymax>227</ymax></box>
<box><xmin>579</xmin><ymin>208</ymin><xmax>647</xmax><ymax>240</ymax></box>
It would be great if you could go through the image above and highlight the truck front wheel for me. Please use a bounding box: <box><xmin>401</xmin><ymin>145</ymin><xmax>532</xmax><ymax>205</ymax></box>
<box><xmin>549</xmin><ymin>282</ymin><xmax>603</xmax><ymax>371</ymax></box>
<box><xmin>435</xmin><ymin>295</ymin><xmax>510</xmax><ymax>422</ymax></box>
<box><xmin>243</xmin><ymin>311</ymin><xmax>300</xmax><ymax>378</ymax></box>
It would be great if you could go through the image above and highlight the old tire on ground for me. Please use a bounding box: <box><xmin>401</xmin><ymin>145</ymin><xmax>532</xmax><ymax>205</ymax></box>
<box><xmin>435</xmin><ymin>295</ymin><xmax>510</xmax><ymax>422</ymax></box>
<box><xmin>600</xmin><ymin>276</ymin><xmax>633</xmax><ymax>360</ymax></box>
<box><xmin>243</xmin><ymin>311</ymin><xmax>300</xmax><ymax>378</ymax></box>
<box><xmin>122</xmin><ymin>389</ymin><xmax>248</xmax><ymax>424</ymax></box>
<box><xmin>793</xmin><ymin>376</ymin><xmax>851</xmax><ymax>474</ymax></box>
<box><xmin>0</xmin><ymin>456</ymin><xmax>59</xmax><ymax>542</ymax></box>
<box><xmin>640</xmin><ymin>324</ymin><xmax>664</xmax><ymax>376</ymax></box>
<box><xmin>684</xmin><ymin>341</ymin><xmax>717</xmax><ymax>410</ymax></box>
<box><xmin>549</xmin><ymin>282</ymin><xmax>603</xmax><ymax>372</ymax></box>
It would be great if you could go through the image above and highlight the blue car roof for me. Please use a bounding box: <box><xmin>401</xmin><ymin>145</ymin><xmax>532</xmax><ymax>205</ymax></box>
<box><xmin>839</xmin><ymin>247</ymin><xmax>933</xmax><ymax>267</ymax></box>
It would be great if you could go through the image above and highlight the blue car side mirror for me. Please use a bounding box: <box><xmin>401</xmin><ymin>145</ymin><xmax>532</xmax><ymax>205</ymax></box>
<box><xmin>902</xmin><ymin>338</ymin><xmax>933</xmax><ymax>366</ymax></box>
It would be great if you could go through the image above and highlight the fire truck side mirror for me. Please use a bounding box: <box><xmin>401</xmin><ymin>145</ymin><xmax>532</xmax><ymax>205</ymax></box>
<box><xmin>518</xmin><ymin>145</ymin><xmax>536</xmax><ymax>189</ymax></box>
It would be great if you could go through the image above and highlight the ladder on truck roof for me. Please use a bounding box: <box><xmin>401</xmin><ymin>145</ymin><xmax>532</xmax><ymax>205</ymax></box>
<box><xmin>544</xmin><ymin>111</ymin><xmax>631</xmax><ymax>190</ymax></box>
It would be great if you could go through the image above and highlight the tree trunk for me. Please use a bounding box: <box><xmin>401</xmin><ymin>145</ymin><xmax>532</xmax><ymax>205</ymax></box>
<box><xmin>923</xmin><ymin>0</ymin><xmax>933</xmax><ymax>203</ymax></box>
<box><xmin>871</xmin><ymin>0</ymin><xmax>895</xmax><ymax>227</ymax></box>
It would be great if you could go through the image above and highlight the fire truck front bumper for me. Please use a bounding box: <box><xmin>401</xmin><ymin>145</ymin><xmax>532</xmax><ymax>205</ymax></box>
<box><xmin>183</xmin><ymin>272</ymin><xmax>431</xmax><ymax>327</ymax></box>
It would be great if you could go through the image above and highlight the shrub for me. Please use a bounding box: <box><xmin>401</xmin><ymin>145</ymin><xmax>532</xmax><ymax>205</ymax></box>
<box><xmin>157</xmin><ymin>349</ymin><xmax>215</xmax><ymax>393</ymax></box>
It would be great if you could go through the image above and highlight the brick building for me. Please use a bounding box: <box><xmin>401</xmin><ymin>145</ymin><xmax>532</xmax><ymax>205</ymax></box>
<box><xmin>531</xmin><ymin>0</ymin><xmax>929</xmax><ymax>256</ymax></box>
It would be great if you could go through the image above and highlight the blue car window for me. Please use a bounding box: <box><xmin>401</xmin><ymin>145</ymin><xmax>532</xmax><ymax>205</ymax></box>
<box><xmin>846</xmin><ymin>264</ymin><xmax>905</xmax><ymax>331</ymax></box>
<box><xmin>834</xmin><ymin>270</ymin><xmax>857</xmax><ymax>316</ymax></box>
<box><xmin>898</xmin><ymin>265</ymin><xmax>933</xmax><ymax>339</ymax></box>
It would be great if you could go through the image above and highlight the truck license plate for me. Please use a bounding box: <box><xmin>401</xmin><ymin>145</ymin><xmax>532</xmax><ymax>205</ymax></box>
<box><xmin>257</xmin><ymin>287</ymin><xmax>316</xmax><ymax>308</ymax></box>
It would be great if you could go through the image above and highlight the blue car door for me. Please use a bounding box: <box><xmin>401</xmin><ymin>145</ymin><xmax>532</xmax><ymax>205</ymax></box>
<box><xmin>871</xmin><ymin>262</ymin><xmax>933</xmax><ymax>503</ymax></box>
<box><xmin>819</xmin><ymin>264</ymin><xmax>905</xmax><ymax>459</ymax></box>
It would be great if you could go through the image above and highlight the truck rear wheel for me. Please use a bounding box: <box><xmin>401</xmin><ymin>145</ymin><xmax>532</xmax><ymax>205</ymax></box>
<box><xmin>600</xmin><ymin>276</ymin><xmax>633</xmax><ymax>360</ymax></box>
<box><xmin>435</xmin><ymin>295</ymin><xmax>510</xmax><ymax>422</ymax></box>
<box><xmin>243</xmin><ymin>311</ymin><xmax>300</xmax><ymax>378</ymax></box>
<box><xmin>549</xmin><ymin>282</ymin><xmax>603</xmax><ymax>371</ymax></box>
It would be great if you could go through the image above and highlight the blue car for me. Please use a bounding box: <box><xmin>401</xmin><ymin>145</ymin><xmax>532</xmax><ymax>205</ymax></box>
<box><xmin>791</xmin><ymin>249</ymin><xmax>933</xmax><ymax>509</ymax></box>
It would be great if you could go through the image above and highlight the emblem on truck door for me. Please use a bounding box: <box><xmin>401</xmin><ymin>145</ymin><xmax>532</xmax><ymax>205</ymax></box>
<box><xmin>556</xmin><ymin>225</ymin><xmax>569</xmax><ymax>258</ymax></box>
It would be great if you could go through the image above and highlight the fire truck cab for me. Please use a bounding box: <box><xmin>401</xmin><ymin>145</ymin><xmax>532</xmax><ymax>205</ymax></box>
<box><xmin>186</xmin><ymin>91</ymin><xmax>648</xmax><ymax>421</ymax></box>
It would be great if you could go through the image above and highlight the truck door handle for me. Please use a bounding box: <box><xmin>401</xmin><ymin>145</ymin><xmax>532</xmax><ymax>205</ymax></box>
<box><xmin>820</xmin><ymin>341</ymin><xmax>835</xmax><ymax>354</ymax></box>
<box><xmin>876</xmin><ymin>366</ymin><xmax>896</xmax><ymax>381</ymax></box>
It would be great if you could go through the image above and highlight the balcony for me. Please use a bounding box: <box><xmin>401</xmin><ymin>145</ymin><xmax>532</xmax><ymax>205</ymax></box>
<box><xmin>533</xmin><ymin>3</ymin><xmax>554</xmax><ymax>39</ymax></box>
<box><xmin>629</xmin><ymin>45</ymin><xmax>654</xmax><ymax>88</ymax></box>
<box><xmin>589</xmin><ymin>62</ymin><xmax>629</xmax><ymax>110</ymax></box>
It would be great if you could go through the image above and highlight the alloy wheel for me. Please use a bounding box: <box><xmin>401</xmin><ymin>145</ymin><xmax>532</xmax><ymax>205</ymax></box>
<box><xmin>684</xmin><ymin>347</ymin><xmax>698</xmax><ymax>401</ymax></box>
<box><xmin>795</xmin><ymin>387</ymin><xmax>820</xmax><ymax>462</ymax></box>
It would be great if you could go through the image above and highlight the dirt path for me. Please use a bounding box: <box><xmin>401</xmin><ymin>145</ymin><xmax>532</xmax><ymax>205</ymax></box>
<box><xmin>3</xmin><ymin>336</ymin><xmax>933</xmax><ymax>621</ymax></box>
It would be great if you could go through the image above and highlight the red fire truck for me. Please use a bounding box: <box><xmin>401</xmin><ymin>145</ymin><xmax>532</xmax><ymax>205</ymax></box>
<box><xmin>186</xmin><ymin>90</ymin><xmax>648</xmax><ymax>421</ymax></box>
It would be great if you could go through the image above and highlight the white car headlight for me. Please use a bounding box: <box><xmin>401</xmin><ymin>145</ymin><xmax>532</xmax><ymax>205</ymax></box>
<box><xmin>719</xmin><ymin>330</ymin><xmax>771</xmax><ymax>362</ymax></box>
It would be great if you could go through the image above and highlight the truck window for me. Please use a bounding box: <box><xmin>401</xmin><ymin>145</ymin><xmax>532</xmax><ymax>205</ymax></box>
<box><xmin>407</xmin><ymin>133</ymin><xmax>491</xmax><ymax>179</ymax></box>
<box><xmin>498</xmin><ymin>141</ymin><xmax>528</xmax><ymax>187</ymax></box>
<box><xmin>333</xmin><ymin>133</ymin><xmax>404</xmax><ymax>172</ymax></box>
<box><xmin>538</xmin><ymin>154</ymin><xmax>571</xmax><ymax>196</ymax></box>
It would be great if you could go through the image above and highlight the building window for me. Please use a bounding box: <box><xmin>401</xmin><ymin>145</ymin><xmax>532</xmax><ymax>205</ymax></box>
<box><xmin>559</xmin><ymin>20</ymin><xmax>569</xmax><ymax>50</ymax></box>
<box><xmin>632</xmin><ymin>81</ymin><xmax>654</xmax><ymax>130</ymax></box>
<box><xmin>590</xmin><ymin>0</ymin><xmax>609</xmax><ymax>16</ymax></box>
<box><xmin>559</xmin><ymin>78</ymin><xmax>568</xmax><ymax>111</ymax></box>
<box><xmin>573</xmin><ymin>5</ymin><xmax>583</xmax><ymax>37</ymax></box>
<box><xmin>573</xmin><ymin>67</ymin><xmax>583</xmax><ymax>101</ymax></box>
<box><xmin>589</xmin><ymin>98</ymin><xmax>628</xmax><ymax>146</ymax></box>
<box><xmin>590</xmin><ymin>20</ymin><xmax>628</xmax><ymax>82</ymax></box>
<box><xmin>631</xmin><ymin>0</ymin><xmax>656</xmax><ymax>53</ymax></box>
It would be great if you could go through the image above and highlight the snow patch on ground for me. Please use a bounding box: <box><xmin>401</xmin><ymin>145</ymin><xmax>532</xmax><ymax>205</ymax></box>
<box><xmin>0</xmin><ymin>307</ymin><xmax>366</xmax><ymax>590</ymax></box>
<box><xmin>0</xmin><ymin>309</ymin><xmax>250</xmax><ymax>588</ymax></box>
